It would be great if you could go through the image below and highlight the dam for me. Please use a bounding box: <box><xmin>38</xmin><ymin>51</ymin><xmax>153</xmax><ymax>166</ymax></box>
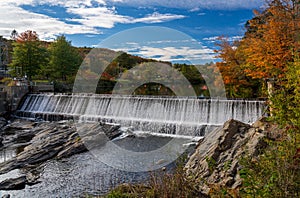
<box><xmin>16</xmin><ymin>93</ymin><xmax>266</xmax><ymax>136</ymax></box>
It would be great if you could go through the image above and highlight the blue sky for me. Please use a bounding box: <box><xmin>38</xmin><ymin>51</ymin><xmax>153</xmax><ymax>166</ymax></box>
<box><xmin>0</xmin><ymin>0</ymin><xmax>265</xmax><ymax>64</ymax></box>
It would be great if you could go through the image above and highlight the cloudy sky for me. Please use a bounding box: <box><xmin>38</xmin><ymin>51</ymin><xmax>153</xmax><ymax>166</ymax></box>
<box><xmin>0</xmin><ymin>0</ymin><xmax>264</xmax><ymax>64</ymax></box>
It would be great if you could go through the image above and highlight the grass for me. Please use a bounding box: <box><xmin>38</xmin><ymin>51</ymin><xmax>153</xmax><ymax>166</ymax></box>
<box><xmin>106</xmin><ymin>168</ymin><xmax>200</xmax><ymax>198</ymax></box>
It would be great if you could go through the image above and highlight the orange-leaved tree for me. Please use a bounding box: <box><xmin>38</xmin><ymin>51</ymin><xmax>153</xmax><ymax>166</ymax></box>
<box><xmin>215</xmin><ymin>37</ymin><xmax>261</xmax><ymax>98</ymax></box>
<box><xmin>241</xmin><ymin>0</ymin><xmax>300</xmax><ymax>80</ymax></box>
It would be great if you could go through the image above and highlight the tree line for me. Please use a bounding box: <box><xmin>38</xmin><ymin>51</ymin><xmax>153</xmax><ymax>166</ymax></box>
<box><xmin>215</xmin><ymin>0</ymin><xmax>300</xmax><ymax>100</ymax></box>
<box><xmin>9</xmin><ymin>30</ymin><xmax>83</xmax><ymax>83</ymax></box>
<box><xmin>7</xmin><ymin>30</ymin><xmax>208</xmax><ymax>95</ymax></box>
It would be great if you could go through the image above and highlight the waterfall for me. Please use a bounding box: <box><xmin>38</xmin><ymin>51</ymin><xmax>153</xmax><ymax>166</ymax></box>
<box><xmin>16</xmin><ymin>93</ymin><xmax>266</xmax><ymax>136</ymax></box>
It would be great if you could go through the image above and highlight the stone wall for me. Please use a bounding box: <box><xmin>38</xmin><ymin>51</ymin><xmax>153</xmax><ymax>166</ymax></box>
<box><xmin>0</xmin><ymin>85</ymin><xmax>28</xmax><ymax>115</ymax></box>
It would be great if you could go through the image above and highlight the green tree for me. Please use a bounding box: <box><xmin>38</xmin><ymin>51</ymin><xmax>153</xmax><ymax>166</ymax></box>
<box><xmin>9</xmin><ymin>30</ymin><xmax>48</xmax><ymax>80</ymax></box>
<box><xmin>48</xmin><ymin>35</ymin><xmax>82</xmax><ymax>81</ymax></box>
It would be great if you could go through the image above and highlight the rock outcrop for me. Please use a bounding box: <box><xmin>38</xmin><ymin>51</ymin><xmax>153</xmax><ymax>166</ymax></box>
<box><xmin>0</xmin><ymin>176</ymin><xmax>27</xmax><ymax>190</ymax></box>
<box><xmin>0</xmin><ymin>119</ymin><xmax>123</xmax><ymax>190</ymax></box>
<box><xmin>185</xmin><ymin>119</ymin><xmax>268</xmax><ymax>195</ymax></box>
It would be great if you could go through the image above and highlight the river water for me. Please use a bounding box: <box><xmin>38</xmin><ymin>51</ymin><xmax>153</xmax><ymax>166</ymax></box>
<box><xmin>0</xmin><ymin>128</ymin><xmax>199</xmax><ymax>197</ymax></box>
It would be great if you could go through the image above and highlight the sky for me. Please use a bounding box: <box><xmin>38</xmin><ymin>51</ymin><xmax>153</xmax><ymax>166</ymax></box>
<box><xmin>0</xmin><ymin>0</ymin><xmax>265</xmax><ymax>64</ymax></box>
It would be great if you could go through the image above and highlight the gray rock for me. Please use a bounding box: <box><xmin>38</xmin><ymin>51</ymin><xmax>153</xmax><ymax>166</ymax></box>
<box><xmin>185</xmin><ymin>119</ymin><xmax>267</xmax><ymax>195</ymax></box>
<box><xmin>0</xmin><ymin>122</ymin><xmax>74</xmax><ymax>174</ymax></box>
<box><xmin>6</xmin><ymin>120</ymin><xmax>36</xmax><ymax>130</ymax></box>
<box><xmin>78</xmin><ymin>122</ymin><xmax>124</xmax><ymax>150</ymax></box>
<box><xmin>0</xmin><ymin>136</ymin><xmax>3</xmax><ymax>147</ymax></box>
<box><xmin>15</xmin><ymin>129</ymin><xmax>35</xmax><ymax>143</ymax></box>
<box><xmin>101</xmin><ymin>122</ymin><xmax>122</xmax><ymax>140</ymax></box>
<box><xmin>0</xmin><ymin>117</ymin><xmax>7</xmax><ymax>129</ymax></box>
<box><xmin>0</xmin><ymin>176</ymin><xmax>27</xmax><ymax>190</ymax></box>
<box><xmin>0</xmin><ymin>120</ymin><xmax>124</xmax><ymax>176</ymax></box>
<box><xmin>26</xmin><ymin>171</ymin><xmax>41</xmax><ymax>185</ymax></box>
<box><xmin>56</xmin><ymin>138</ymin><xmax>87</xmax><ymax>159</ymax></box>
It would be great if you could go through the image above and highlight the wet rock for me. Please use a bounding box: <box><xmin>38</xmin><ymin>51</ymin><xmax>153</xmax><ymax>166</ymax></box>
<box><xmin>0</xmin><ymin>122</ymin><xmax>74</xmax><ymax>174</ymax></box>
<box><xmin>6</xmin><ymin>120</ymin><xmax>36</xmax><ymax>130</ymax></box>
<box><xmin>56</xmin><ymin>137</ymin><xmax>87</xmax><ymax>159</ymax></box>
<box><xmin>0</xmin><ymin>176</ymin><xmax>27</xmax><ymax>190</ymax></box>
<box><xmin>26</xmin><ymin>171</ymin><xmax>41</xmax><ymax>185</ymax></box>
<box><xmin>79</xmin><ymin>122</ymin><xmax>123</xmax><ymax>150</ymax></box>
<box><xmin>101</xmin><ymin>122</ymin><xmax>122</xmax><ymax>140</ymax></box>
<box><xmin>0</xmin><ymin>136</ymin><xmax>3</xmax><ymax>147</ymax></box>
<box><xmin>0</xmin><ymin>117</ymin><xmax>7</xmax><ymax>129</ymax></box>
<box><xmin>0</xmin><ymin>120</ymin><xmax>125</xmax><ymax>176</ymax></box>
<box><xmin>1</xmin><ymin>194</ymin><xmax>11</xmax><ymax>198</ymax></box>
<box><xmin>185</xmin><ymin>119</ymin><xmax>267</xmax><ymax>195</ymax></box>
<box><xmin>15</xmin><ymin>130</ymin><xmax>35</xmax><ymax>143</ymax></box>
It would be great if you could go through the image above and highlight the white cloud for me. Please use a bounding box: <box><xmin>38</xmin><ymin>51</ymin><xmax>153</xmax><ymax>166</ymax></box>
<box><xmin>67</xmin><ymin>7</ymin><xmax>185</xmax><ymax>28</ymax></box>
<box><xmin>189</xmin><ymin>7</ymin><xmax>200</xmax><ymax>12</ymax></box>
<box><xmin>0</xmin><ymin>2</ymin><xmax>99</xmax><ymax>40</ymax></box>
<box><xmin>146</xmin><ymin>39</ymin><xmax>197</xmax><ymax>44</ymax></box>
<box><xmin>111</xmin><ymin>44</ymin><xmax>216</xmax><ymax>63</ymax></box>
<box><xmin>203</xmin><ymin>35</ymin><xmax>243</xmax><ymax>43</ymax></box>
<box><xmin>203</xmin><ymin>36</ymin><xmax>219</xmax><ymax>42</ymax></box>
<box><xmin>132</xmin><ymin>12</ymin><xmax>185</xmax><ymax>23</ymax></box>
<box><xmin>107</xmin><ymin>0</ymin><xmax>263</xmax><ymax>10</ymax></box>
<box><xmin>0</xmin><ymin>0</ymin><xmax>186</xmax><ymax>40</ymax></box>
<box><xmin>0</xmin><ymin>0</ymin><xmax>260</xmax><ymax>43</ymax></box>
<box><xmin>67</xmin><ymin>7</ymin><xmax>130</xmax><ymax>28</ymax></box>
<box><xmin>137</xmin><ymin>46</ymin><xmax>216</xmax><ymax>62</ymax></box>
<box><xmin>3</xmin><ymin>0</ymin><xmax>263</xmax><ymax>10</ymax></box>
<box><xmin>33</xmin><ymin>0</ymin><xmax>106</xmax><ymax>8</ymax></box>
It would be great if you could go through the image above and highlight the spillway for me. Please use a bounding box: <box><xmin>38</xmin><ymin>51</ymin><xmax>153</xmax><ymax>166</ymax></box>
<box><xmin>16</xmin><ymin>93</ymin><xmax>266</xmax><ymax>136</ymax></box>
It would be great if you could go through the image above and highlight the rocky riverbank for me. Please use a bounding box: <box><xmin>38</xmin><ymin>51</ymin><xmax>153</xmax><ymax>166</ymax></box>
<box><xmin>97</xmin><ymin>118</ymin><xmax>278</xmax><ymax>198</ymax></box>
<box><xmin>185</xmin><ymin>117</ymin><xmax>280</xmax><ymax>196</ymax></box>
<box><xmin>0</xmin><ymin>117</ymin><xmax>277</xmax><ymax>197</ymax></box>
<box><xmin>0</xmin><ymin>118</ymin><xmax>124</xmax><ymax>191</ymax></box>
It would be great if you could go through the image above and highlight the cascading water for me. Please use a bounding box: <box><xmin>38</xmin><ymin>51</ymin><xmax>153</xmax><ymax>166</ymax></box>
<box><xmin>16</xmin><ymin>93</ymin><xmax>266</xmax><ymax>136</ymax></box>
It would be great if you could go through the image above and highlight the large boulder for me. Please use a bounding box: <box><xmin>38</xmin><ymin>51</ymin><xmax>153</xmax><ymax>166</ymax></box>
<box><xmin>185</xmin><ymin>119</ymin><xmax>267</xmax><ymax>195</ymax></box>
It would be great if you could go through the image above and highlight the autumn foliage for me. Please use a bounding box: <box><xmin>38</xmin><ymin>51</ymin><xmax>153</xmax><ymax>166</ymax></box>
<box><xmin>216</xmin><ymin>2</ymin><xmax>300</xmax><ymax>196</ymax></box>
<box><xmin>216</xmin><ymin>0</ymin><xmax>300</xmax><ymax>98</ymax></box>
<box><xmin>16</xmin><ymin>30</ymin><xmax>39</xmax><ymax>43</ymax></box>
<box><xmin>215</xmin><ymin>38</ymin><xmax>260</xmax><ymax>98</ymax></box>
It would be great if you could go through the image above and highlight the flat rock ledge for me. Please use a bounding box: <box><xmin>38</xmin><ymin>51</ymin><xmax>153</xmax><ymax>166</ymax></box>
<box><xmin>0</xmin><ymin>120</ymin><xmax>123</xmax><ymax>190</ymax></box>
<box><xmin>0</xmin><ymin>176</ymin><xmax>27</xmax><ymax>190</ymax></box>
<box><xmin>185</xmin><ymin>118</ymin><xmax>269</xmax><ymax>195</ymax></box>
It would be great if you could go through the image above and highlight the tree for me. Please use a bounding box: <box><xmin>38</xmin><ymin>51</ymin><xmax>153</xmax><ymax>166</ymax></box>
<box><xmin>48</xmin><ymin>35</ymin><xmax>82</xmax><ymax>81</ymax></box>
<box><xmin>241</xmin><ymin>0</ymin><xmax>300</xmax><ymax>80</ymax></box>
<box><xmin>214</xmin><ymin>1</ymin><xmax>300</xmax><ymax>196</ymax></box>
<box><xmin>272</xmin><ymin>55</ymin><xmax>300</xmax><ymax>128</ymax></box>
<box><xmin>9</xmin><ymin>30</ymin><xmax>48</xmax><ymax>80</ymax></box>
<box><xmin>215</xmin><ymin>37</ymin><xmax>261</xmax><ymax>98</ymax></box>
<box><xmin>215</xmin><ymin>0</ymin><xmax>300</xmax><ymax>97</ymax></box>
